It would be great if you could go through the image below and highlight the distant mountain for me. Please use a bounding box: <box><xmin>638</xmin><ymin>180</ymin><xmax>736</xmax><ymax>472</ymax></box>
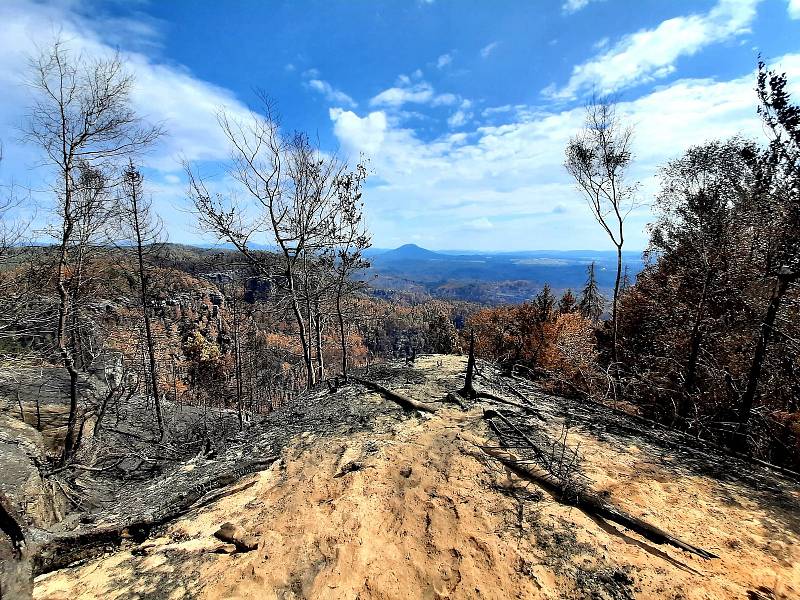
<box><xmin>374</xmin><ymin>244</ymin><xmax>444</xmax><ymax>262</ymax></box>
<box><xmin>366</xmin><ymin>244</ymin><xmax>645</xmax><ymax>304</ymax></box>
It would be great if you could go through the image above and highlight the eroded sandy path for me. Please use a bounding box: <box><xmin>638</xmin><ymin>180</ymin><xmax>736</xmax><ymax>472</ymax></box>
<box><xmin>34</xmin><ymin>355</ymin><xmax>800</xmax><ymax>599</ymax></box>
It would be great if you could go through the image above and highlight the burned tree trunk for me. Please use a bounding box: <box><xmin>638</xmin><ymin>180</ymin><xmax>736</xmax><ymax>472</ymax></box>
<box><xmin>734</xmin><ymin>271</ymin><xmax>795</xmax><ymax>450</ymax></box>
<box><xmin>350</xmin><ymin>376</ymin><xmax>437</xmax><ymax>413</ymax></box>
<box><xmin>459</xmin><ymin>330</ymin><xmax>477</xmax><ymax>399</ymax></box>
<box><xmin>31</xmin><ymin>456</ymin><xmax>278</xmax><ymax>576</ymax></box>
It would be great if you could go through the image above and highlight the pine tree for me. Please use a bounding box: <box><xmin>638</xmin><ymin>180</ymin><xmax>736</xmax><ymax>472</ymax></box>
<box><xmin>579</xmin><ymin>262</ymin><xmax>605</xmax><ymax>322</ymax></box>
<box><xmin>558</xmin><ymin>289</ymin><xmax>578</xmax><ymax>313</ymax></box>
<box><xmin>534</xmin><ymin>284</ymin><xmax>556</xmax><ymax>322</ymax></box>
<box><xmin>620</xmin><ymin>265</ymin><xmax>631</xmax><ymax>293</ymax></box>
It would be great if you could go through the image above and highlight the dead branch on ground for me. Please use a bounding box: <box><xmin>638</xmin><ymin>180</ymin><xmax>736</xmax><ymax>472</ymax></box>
<box><xmin>349</xmin><ymin>376</ymin><xmax>437</xmax><ymax>414</ymax></box>
<box><xmin>472</xmin><ymin>410</ymin><xmax>718</xmax><ymax>560</ymax></box>
<box><xmin>31</xmin><ymin>456</ymin><xmax>278</xmax><ymax>576</ymax></box>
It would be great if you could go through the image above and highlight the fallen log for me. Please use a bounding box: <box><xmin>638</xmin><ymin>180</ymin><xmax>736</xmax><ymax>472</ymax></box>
<box><xmin>31</xmin><ymin>455</ymin><xmax>278</xmax><ymax>576</ymax></box>
<box><xmin>476</xmin><ymin>392</ymin><xmax>546</xmax><ymax>421</ymax></box>
<box><xmin>467</xmin><ymin>430</ymin><xmax>717</xmax><ymax>560</ymax></box>
<box><xmin>350</xmin><ymin>376</ymin><xmax>437</xmax><ymax>414</ymax></box>
<box><xmin>484</xmin><ymin>409</ymin><xmax>550</xmax><ymax>465</ymax></box>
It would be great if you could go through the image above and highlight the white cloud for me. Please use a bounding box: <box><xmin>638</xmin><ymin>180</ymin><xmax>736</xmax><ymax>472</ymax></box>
<box><xmin>0</xmin><ymin>0</ymin><xmax>265</xmax><ymax>243</ymax></box>
<box><xmin>305</xmin><ymin>78</ymin><xmax>357</xmax><ymax>108</ymax></box>
<box><xmin>0</xmin><ymin>0</ymin><xmax>254</xmax><ymax>175</ymax></box>
<box><xmin>481</xmin><ymin>104</ymin><xmax>518</xmax><ymax>117</ymax></box>
<box><xmin>480</xmin><ymin>42</ymin><xmax>499</xmax><ymax>58</ymax></box>
<box><xmin>789</xmin><ymin>0</ymin><xmax>800</xmax><ymax>18</ymax></box>
<box><xmin>437</xmin><ymin>53</ymin><xmax>453</xmax><ymax>69</ymax></box>
<box><xmin>549</xmin><ymin>0</ymin><xmax>761</xmax><ymax>99</ymax></box>
<box><xmin>331</xmin><ymin>54</ymin><xmax>800</xmax><ymax>250</ymax></box>
<box><xmin>370</xmin><ymin>80</ymin><xmax>459</xmax><ymax>109</ymax></box>
<box><xmin>329</xmin><ymin>108</ymin><xmax>387</xmax><ymax>157</ymax></box>
<box><xmin>562</xmin><ymin>0</ymin><xmax>595</xmax><ymax>14</ymax></box>
<box><xmin>434</xmin><ymin>93</ymin><xmax>459</xmax><ymax>106</ymax></box>
<box><xmin>447</xmin><ymin>111</ymin><xmax>468</xmax><ymax>128</ymax></box>
<box><xmin>593</xmin><ymin>37</ymin><xmax>609</xmax><ymax>50</ymax></box>
<box><xmin>370</xmin><ymin>83</ymin><xmax>434</xmax><ymax>107</ymax></box>
<box><xmin>447</xmin><ymin>100</ymin><xmax>474</xmax><ymax>128</ymax></box>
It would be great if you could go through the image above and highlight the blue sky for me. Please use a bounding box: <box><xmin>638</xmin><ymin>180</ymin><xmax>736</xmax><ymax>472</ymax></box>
<box><xmin>1</xmin><ymin>0</ymin><xmax>799</xmax><ymax>250</ymax></box>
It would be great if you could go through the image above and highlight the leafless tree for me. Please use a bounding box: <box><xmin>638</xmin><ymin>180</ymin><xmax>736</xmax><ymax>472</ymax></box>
<box><xmin>323</xmin><ymin>161</ymin><xmax>370</xmax><ymax>377</ymax></box>
<box><xmin>565</xmin><ymin>98</ymin><xmax>638</xmax><ymax>365</ymax></box>
<box><xmin>187</xmin><ymin>98</ymin><xmax>365</xmax><ymax>389</ymax></box>
<box><xmin>67</xmin><ymin>163</ymin><xmax>114</xmax><ymax>370</ymax></box>
<box><xmin>23</xmin><ymin>39</ymin><xmax>161</xmax><ymax>463</ymax></box>
<box><xmin>117</xmin><ymin>161</ymin><xmax>166</xmax><ymax>439</ymax></box>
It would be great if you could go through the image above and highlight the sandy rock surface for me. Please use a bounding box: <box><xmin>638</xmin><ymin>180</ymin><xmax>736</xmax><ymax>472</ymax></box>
<box><xmin>31</xmin><ymin>356</ymin><xmax>800</xmax><ymax>599</ymax></box>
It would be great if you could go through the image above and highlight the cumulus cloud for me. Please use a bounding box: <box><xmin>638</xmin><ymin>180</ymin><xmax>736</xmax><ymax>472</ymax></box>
<box><xmin>0</xmin><ymin>0</ymin><xmax>254</xmax><ymax>175</ymax></box>
<box><xmin>447</xmin><ymin>100</ymin><xmax>474</xmax><ymax>128</ymax></box>
<box><xmin>447</xmin><ymin>111</ymin><xmax>468</xmax><ymax>128</ymax></box>
<box><xmin>305</xmin><ymin>78</ymin><xmax>357</xmax><ymax>108</ymax></box>
<box><xmin>549</xmin><ymin>0</ymin><xmax>761</xmax><ymax>99</ymax></box>
<box><xmin>332</xmin><ymin>54</ymin><xmax>800</xmax><ymax>250</ymax></box>
<box><xmin>370</xmin><ymin>83</ymin><xmax>434</xmax><ymax>107</ymax></box>
<box><xmin>0</xmin><ymin>0</ymin><xmax>267</xmax><ymax>244</ymax></box>
<box><xmin>789</xmin><ymin>0</ymin><xmax>800</xmax><ymax>18</ymax></box>
<box><xmin>370</xmin><ymin>80</ymin><xmax>459</xmax><ymax>109</ymax></box>
<box><xmin>329</xmin><ymin>108</ymin><xmax>388</xmax><ymax>157</ymax></box>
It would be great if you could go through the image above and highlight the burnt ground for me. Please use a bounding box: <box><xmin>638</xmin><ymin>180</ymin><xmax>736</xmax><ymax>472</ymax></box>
<box><xmin>10</xmin><ymin>354</ymin><xmax>800</xmax><ymax>599</ymax></box>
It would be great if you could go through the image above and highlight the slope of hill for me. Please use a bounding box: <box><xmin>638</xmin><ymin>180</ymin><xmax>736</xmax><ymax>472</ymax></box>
<box><xmin>30</xmin><ymin>356</ymin><xmax>799</xmax><ymax>600</ymax></box>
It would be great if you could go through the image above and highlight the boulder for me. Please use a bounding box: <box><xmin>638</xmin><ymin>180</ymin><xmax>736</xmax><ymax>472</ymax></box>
<box><xmin>212</xmin><ymin>522</ymin><xmax>258</xmax><ymax>552</ymax></box>
<box><xmin>0</xmin><ymin>413</ymin><xmax>68</xmax><ymax>600</ymax></box>
<box><xmin>0</xmin><ymin>414</ymin><xmax>67</xmax><ymax>529</ymax></box>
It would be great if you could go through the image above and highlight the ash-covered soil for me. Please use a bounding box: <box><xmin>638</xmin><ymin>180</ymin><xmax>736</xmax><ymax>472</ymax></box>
<box><xmin>31</xmin><ymin>355</ymin><xmax>800</xmax><ymax>599</ymax></box>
